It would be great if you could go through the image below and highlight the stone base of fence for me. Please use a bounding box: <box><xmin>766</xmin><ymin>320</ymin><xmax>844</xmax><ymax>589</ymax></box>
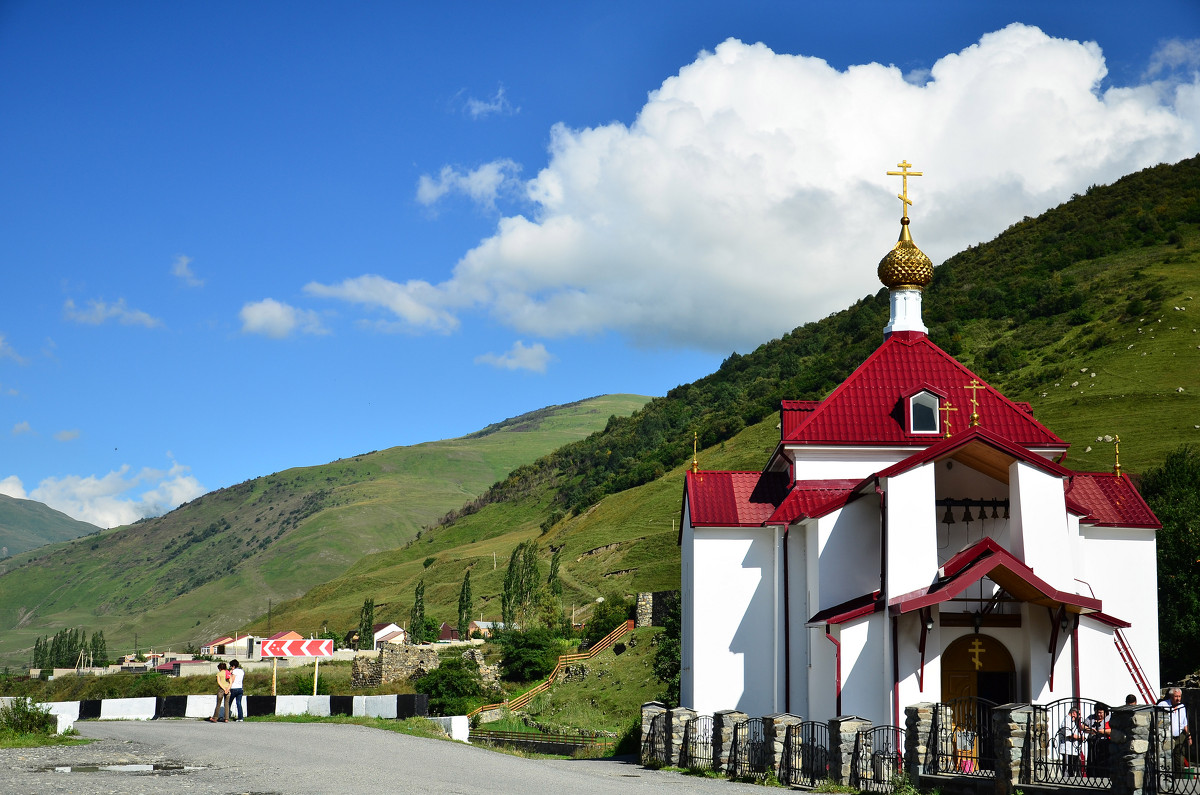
<box><xmin>829</xmin><ymin>715</ymin><xmax>872</xmax><ymax>786</ymax></box>
<box><xmin>763</xmin><ymin>713</ymin><xmax>801</xmax><ymax>775</ymax></box>
<box><xmin>640</xmin><ymin>701</ymin><xmax>666</xmax><ymax>765</ymax></box>
<box><xmin>713</xmin><ymin>709</ymin><xmax>748</xmax><ymax>774</ymax></box>
<box><xmin>667</xmin><ymin>707</ymin><xmax>696</xmax><ymax>767</ymax></box>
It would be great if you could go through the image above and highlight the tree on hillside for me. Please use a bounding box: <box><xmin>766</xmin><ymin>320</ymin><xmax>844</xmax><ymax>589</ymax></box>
<box><xmin>457</xmin><ymin>570</ymin><xmax>472</xmax><ymax>641</ymax></box>
<box><xmin>1141</xmin><ymin>444</ymin><xmax>1200</xmax><ymax>682</ymax></box>
<box><xmin>652</xmin><ymin>593</ymin><xmax>681</xmax><ymax>706</ymax></box>
<box><xmin>496</xmin><ymin>628</ymin><xmax>560</xmax><ymax>682</ymax></box>
<box><xmin>501</xmin><ymin>540</ymin><xmax>540</xmax><ymax>628</ymax></box>
<box><xmin>357</xmin><ymin>597</ymin><xmax>375</xmax><ymax>651</ymax></box>
<box><xmin>410</xmin><ymin>580</ymin><xmax>426</xmax><ymax>644</ymax></box>
<box><xmin>90</xmin><ymin>631</ymin><xmax>107</xmax><ymax>665</ymax></box>
<box><xmin>583</xmin><ymin>595</ymin><xmax>632</xmax><ymax>648</ymax></box>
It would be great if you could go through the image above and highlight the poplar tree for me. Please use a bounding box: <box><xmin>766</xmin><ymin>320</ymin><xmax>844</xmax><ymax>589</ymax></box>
<box><xmin>457</xmin><ymin>570</ymin><xmax>472</xmax><ymax>640</ymax></box>
<box><xmin>357</xmin><ymin>597</ymin><xmax>375</xmax><ymax>651</ymax></box>
<box><xmin>410</xmin><ymin>581</ymin><xmax>426</xmax><ymax>644</ymax></box>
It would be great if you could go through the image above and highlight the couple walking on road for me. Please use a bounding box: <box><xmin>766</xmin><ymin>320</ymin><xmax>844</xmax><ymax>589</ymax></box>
<box><xmin>208</xmin><ymin>660</ymin><xmax>245</xmax><ymax>722</ymax></box>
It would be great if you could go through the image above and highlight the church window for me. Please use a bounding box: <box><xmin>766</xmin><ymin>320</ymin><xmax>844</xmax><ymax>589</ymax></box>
<box><xmin>909</xmin><ymin>391</ymin><xmax>940</xmax><ymax>434</ymax></box>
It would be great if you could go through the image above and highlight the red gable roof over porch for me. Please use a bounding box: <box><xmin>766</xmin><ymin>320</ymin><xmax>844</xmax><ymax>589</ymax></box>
<box><xmin>782</xmin><ymin>334</ymin><xmax>1066</xmax><ymax>449</ymax></box>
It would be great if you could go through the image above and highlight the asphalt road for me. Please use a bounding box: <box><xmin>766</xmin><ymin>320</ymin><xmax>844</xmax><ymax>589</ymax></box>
<box><xmin>0</xmin><ymin>720</ymin><xmax>769</xmax><ymax>794</ymax></box>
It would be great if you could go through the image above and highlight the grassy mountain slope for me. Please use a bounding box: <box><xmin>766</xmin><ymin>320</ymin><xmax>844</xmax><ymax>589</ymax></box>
<box><xmin>263</xmin><ymin>154</ymin><xmax>1200</xmax><ymax>636</ymax></box>
<box><xmin>0</xmin><ymin>395</ymin><xmax>649</xmax><ymax>666</ymax></box>
<box><xmin>0</xmin><ymin>495</ymin><xmax>102</xmax><ymax>559</ymax></box>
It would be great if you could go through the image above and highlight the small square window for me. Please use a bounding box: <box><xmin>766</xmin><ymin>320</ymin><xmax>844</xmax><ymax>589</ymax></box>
<box><xmin>909</xmin><ymin>391</ymin><xmax>941</xmax><ymax>434</ymax></box>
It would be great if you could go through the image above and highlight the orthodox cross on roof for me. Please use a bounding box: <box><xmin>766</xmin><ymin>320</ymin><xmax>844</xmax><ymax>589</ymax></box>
<box><xmin>965</xmin><ymin>380</ymin><xmax>986</xmax><ymax>427</ymax></box>
<box><xmin>1113</xmin><ymin>434</ymin><xmax>1122</xmax><ymax>477</ymax></box>
<box><xmin>690</xmin><ymin>431</ymin><xmax>700</xmax><ymax>475</ymax></box>
<box><xmin>939</xmin><ymin>401</ymin><xmax>958</xmax><ymax>439</ymax></box>
<box><xmin>886</xmin><ymin>160</ymin><xmax>923</xmax><ymax>219</ymax></box>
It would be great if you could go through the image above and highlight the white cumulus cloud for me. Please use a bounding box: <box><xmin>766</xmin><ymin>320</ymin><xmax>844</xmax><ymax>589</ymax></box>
<box><xmin>0</xmin><ymin>475</ymin><xmax>27</xmax><ymax>499</ymax></box>
<box><xmin>171</xmin><ymin>254</ymin><xmax>204</xmax><ymax>287</ymax></box>
<box><xmin>416</xmin><ymin>159</ymin><xmax>522</xmax><ymax>208</ymax></box>
<box><xmin>64</xmin><ymin>298</ymin><xmax>163</xmax><ymax>328</ymax></box>
<box><xmin>239</xmin><ymin>298</ymin><xmax>327</xmax><ymax>339</ymax></box>
<box><xmin>475</xmin><ymin>340</ymin><xmax>554</xmax><ymax>373</ymax></box>
<box><xmin>462</xmin><ymin>85</ymin><xmax>518</xmax><ymax>119</ymax></box>
<box><xmin>28</xmin><ymin>456</ymin><xmax>205</xmax><ymax>528</ymax></box>
<box><xmin>54</xmin><ymin>429</ymin><xmax>80</xmax><ymax>442</ymax></box>
<box><xmin>339</xmin><ymin>25</ymin><xmax>1200</xmax><ymax>353</ymax></box>
<box><xmin>12</xmin><ymin>421</ymin><xmax>32</xmax><ymax>435</ymax></box>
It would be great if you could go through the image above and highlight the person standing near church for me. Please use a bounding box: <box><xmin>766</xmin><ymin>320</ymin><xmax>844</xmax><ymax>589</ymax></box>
<box><xmin>228</xmin><ymin>659</ymin><xmax>245</xmax><ymax>721</ymax></box>
<box><xmin>208</xmin><ymin>662</ymin><xmax>231</xmax><ymax>722</ymax></box>
<box><xmin>1058</xmin><ymin>707</ymin><xmax>1085</xmax><ymax>779</ymax></box>
<box><xmin>1158</xmin><ymin>687</ymin><xmax>1191</xmax><ymax>774</ymax></box>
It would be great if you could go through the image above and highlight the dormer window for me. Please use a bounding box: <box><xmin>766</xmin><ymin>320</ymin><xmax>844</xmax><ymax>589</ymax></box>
<box><xmin>907</xmin><ymin>389</ymin><xmax>942</xmax><ymax>435</ymax></box>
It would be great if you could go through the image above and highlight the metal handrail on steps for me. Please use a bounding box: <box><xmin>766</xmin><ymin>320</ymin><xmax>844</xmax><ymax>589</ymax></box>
<box><xmin>468</xmin><ymin>619</ymin><xmax>636</xmax><ymax>718</ymax></box>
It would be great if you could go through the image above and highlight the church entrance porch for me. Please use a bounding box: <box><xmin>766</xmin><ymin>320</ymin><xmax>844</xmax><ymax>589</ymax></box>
<box><xmin>941</xmin><ymin>633</ymin><xmax>1016</xmax><ymax>705</ymax></box>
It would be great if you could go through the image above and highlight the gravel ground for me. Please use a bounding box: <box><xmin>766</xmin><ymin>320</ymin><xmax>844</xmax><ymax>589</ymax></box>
<box><xmin>0</xmin><ymin>720</ymin><xmax>768</xmax><ymax>794</ymax></box>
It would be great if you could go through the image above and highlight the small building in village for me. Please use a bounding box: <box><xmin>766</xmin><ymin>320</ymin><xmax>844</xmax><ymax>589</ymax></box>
<box><xmin>679</xmin><ymin>163</ymin><xmax>1161</xmax><ymax>727</ymax></box>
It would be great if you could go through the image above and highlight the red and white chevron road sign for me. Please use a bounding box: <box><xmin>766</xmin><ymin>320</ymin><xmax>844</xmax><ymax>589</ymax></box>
<box><xmin>260</xmin><ymin>638</ymin><xmax>334</xmax><ymax>658</ymax></box>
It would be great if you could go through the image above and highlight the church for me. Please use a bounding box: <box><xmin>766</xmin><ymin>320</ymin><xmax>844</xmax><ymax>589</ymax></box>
<box><xmin>679</xmin><ymin>162</ymin><xmax>1161</xmax><ymax>727</ymax></box>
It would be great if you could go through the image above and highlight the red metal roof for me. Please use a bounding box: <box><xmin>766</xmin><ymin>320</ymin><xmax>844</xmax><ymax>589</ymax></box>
<box><xmin>780</xmin><ymin>400</ymin><xmax>821</xmax><ymax>439</ymax></box>
<box><xmin>807</xmin><ymin>591</ymin><xmax>883</xmax><ymax>626</ymax></box>
<box><xmin>889</xmin><ymin>537</ymin><xmax>1102</xmax><ymax>615</ymax></box>
<box><xmin>766</xmin><ymin>479</ymin><xmax>861</xmax><ymax>525</ymax></box>
<box><xmin>685</xmin><ymin>470</ymin><xmax>790</xmax><ymax>526</ymax></box>
<box><xmin>1067</xmin><ymin>473</ymin><xmax>1160</xmax><ymax>529</ymax></box>
<box><xmin>783</xmin><ymin>335</ymin><xmax>1067</xmax><ymax>448</ymax></box>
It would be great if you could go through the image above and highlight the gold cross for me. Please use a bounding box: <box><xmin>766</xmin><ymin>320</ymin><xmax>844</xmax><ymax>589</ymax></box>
<box><xmin>939</xmin><ymin>401</ymin><xmax>958</xmax><ymax>439</ymax></box>
<box><xmin>1113</xmin><ymin>434</ymin><xmax>1121</xmax><ymax>477</ymax></box>
<box><xmin>969</xmin><ymin>638</ymin><xmax>986</xmax><ymax>670</ymax></box>
<box><xmin>964</xmin><ymin>380</ymin><xmax>986</xmax><ymax>427</ymax></box>
<box><xmin>886</xmin><ymin>160</ymin><xmax>923</xmax><ymax>218</ymax></box>
<box><xmin>690</xmin><ymin>431</ymin><xmax>700</xmax><ymax>475</ymax></box>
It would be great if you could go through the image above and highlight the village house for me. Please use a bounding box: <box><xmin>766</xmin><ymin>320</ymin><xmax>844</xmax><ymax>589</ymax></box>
<box><xmin>679</xmin><ymin>163</ymin><xmax>1160</xmax><ymax>727</ymax></box>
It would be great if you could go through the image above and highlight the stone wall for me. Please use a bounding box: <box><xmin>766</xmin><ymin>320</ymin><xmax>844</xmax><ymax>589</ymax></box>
<box><xmin>351</xmin><ymin>644</ymin><xmax>441</xmax><ymax>688</ymax></box>
<box><xmin>635</xmin><ymin>590</ymin><xmax>679</xmax><ymax>628</ymax></box>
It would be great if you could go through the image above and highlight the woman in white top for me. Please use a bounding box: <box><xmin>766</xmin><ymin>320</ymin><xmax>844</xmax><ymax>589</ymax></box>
<box><xmin>228</xmin><ymin>659</ymin><xmax>246</xmax><ymax>721</ymax></box>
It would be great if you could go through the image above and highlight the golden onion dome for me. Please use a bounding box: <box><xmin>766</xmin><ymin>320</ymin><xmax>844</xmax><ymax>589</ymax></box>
<box><xmin>878</xmin><ymin>217</ymin><xmax>933</xmax><ymax>290</ymax></box>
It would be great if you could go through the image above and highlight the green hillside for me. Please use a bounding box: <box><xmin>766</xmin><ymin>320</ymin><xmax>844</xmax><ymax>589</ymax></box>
<box><xmin>0</xmin><ymin>495</ymin><xmax>102</xmax><ymax>559</ymax></box>
<box><xmin>262</xmin><ymin>154</ymin><xmax>1200</xmax><ymax>636</ymax></box>
<box><xmin>0</xmin><ymin>395</ymin><xmax>649</xmax><ymax>666</ymax></box>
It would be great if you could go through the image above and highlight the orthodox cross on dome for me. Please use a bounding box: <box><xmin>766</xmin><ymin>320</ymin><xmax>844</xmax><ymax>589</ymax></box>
<box><xmin>690</xmin><ymin>431</ymin><xmax>700</xmax><ymax>475</ymax></box>
<box><xmin>887</xmin><ymin>160</ymin><xmax>923</xmax><ymax>219</ymax></box>
<box><xmin>965</xmin><ymin>380</ymin><xmax>986</xmax><ymax>427</ymax></box>
<box><xmin>1113</xmin><ymin>434</ymin><xmax>1122</xmax><ymax>477</ymax></box>
<box><xmin>939</xmin><ymin>401</ymin><xmax>958</xmax><ymax>439</ymax></box>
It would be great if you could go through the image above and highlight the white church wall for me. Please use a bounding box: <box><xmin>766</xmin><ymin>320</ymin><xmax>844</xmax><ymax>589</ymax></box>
<box><xmin>1076</xmin><ymin>619</ymin><xmax>1134</xmax><ymax>706</ymax></box>
<box><xmin>1079</xmin><ymin>526</ymin><xmax>1160</xmax><ymax>692</ymax></box>
<box><xmin>807</xmin><ymin>623</ymin><xmax>838</xmax><ymax>723</ymax></box>
<box><xmin>884</xmin><ymin>466</ymin><xmax>938</xmax><ymax>598</ymax></box>
<box><xmin>817</xmin><ymin>498</ymin><xmax>880</xmax><ymax>609</ymax></box>
<box><xmin>1026</xmin><ymin>606</ymin><xmax>1076</xmax><ymax>703</ymax></box>
<box><xmin>688</xmin><ymin>526</ymin><xmax>778</xmax><ymax>717</ymax></box>
<box><xmin>787</xmin><ymin>523</ymin><xmax>811</xmax><ymax>719</ymax></box>
<box><xmin>895</xmin><ymin>614</ymin><xmax>941</xmax><ymax>722</ymax></box>
<box><xmin>681</xmin><ymin>502</ymin><xmax>696</xmax><ymax>709</ymax></box>
<box><xmin>840</xmin><ymin>613</ymin><xmax>889</xmax><ymax>724</ymax></box>
<box><xmin>790</xmin><ymin>447</ymin><xmax>906</xmax><ymax>482</ymax></box>
<box><xmin>1009</xmin><ymin>462</ymin><xmax>1072</xmax><ymax>585</ymax></box>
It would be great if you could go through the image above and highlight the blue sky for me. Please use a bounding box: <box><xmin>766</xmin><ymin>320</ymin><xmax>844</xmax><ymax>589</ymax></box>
<box><xmin>2</xmin><ymin>1</ymin><xmax>1198</xmax><ymax>527</ymax></box>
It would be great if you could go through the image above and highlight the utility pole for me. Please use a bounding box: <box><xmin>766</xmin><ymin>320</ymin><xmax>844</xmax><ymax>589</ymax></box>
<box><xmin>134</xmin><ymin>632</ymin><xmax>139</xmax><ymax>658</ymax></box>
<box><xmin>268</xmin><ymin>600</ymin><xmax>272</xmax><ymax>634</ymax></box>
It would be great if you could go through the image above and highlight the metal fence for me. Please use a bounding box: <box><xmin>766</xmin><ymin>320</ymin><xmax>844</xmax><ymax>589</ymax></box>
<box><xmin>642</xmin><ymin>712</ymin><xmax>667</xmax><ymax>766</ymax></box>
<box><xmin>851</xmin><ymin>725</ymin><xmax>905</xmax><ymax>793</ymax></box>
<box><xmin>932</xmin><ymin>697</ymin><xmax>997</xmax><ymax>777</ymax></box>
<box><xmin>1029</xmin><ymin>697</ymin><xmax>1112</xmax><ymax>789</ymax></box>
<box><xmin>729</xmin><ymin>716</ymin><xmax>769</xmax><ymax>781</ymax></box>
<box><xmin>1149</xmin><ymin>700</ymin><xmax>1200</xmax><ymax>794</ymax></box>
<box><xmin>780</xmin><ymin>720</ymin><xmax>830</xmax><ymax>788</ymax></box>
<box><xmin>680</xmin><ymin>714</ymin><xmax>713</xmax><ymax>771</ymax></box>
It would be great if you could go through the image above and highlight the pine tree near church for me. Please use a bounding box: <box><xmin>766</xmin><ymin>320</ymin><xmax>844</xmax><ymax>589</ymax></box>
<box><xmin>410</xmin><ymin>580</ymin><xmax>426</xmax><ymax>644</ymax></box>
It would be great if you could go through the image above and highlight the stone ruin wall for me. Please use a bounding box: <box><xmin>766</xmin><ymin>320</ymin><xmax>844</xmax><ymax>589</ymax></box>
<box><xmin>351</xmin><ymin>644</ymin><xmax>500</xmax><ymax>689</ymax></box>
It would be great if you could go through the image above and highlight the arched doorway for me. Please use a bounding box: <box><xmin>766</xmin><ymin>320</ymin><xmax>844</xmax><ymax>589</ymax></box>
<box><xmin>941</xmin><ymin>634</ymin><xmax>1016</xmax><ymax>705</ymax></box>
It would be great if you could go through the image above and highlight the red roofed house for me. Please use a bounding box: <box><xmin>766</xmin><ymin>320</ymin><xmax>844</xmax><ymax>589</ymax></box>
<box><xmin>680</xmin><ymin>176</ymin><xmax>1161</xmax><ymax>728</ymax></box>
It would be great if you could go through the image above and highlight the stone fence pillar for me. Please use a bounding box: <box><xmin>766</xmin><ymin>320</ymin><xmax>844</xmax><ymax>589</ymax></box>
<box><xmin>903</xmin><ymin>702</ymin><xmax>935</xmax><ymax>782</ymax></box>
<box><xmin>713</xmin><ymin>709</ymin><xmax>748</xmax><ymax>774</ymax></box>
<box><xmin>991</xmin><ymin>703</ymin><xmax>1031</xmax><ymax>795</ymax></box>
<box><xmin>640</xmin><ymin>701</ymin><xmax>666</xmax><ymax>765</ymax></box>
<box><xmin>763</xmin><ymin>713</ymin><xmax>802</xmax><ymax>776</ymax></box>
<box><xmin>829</xmin><ymin>715</ymin><xmax>872</xmax><ymax>786</ymax></box>
<box><xmin>1110</xmin><ymin>705</ymin><xmax>1153</xmax><ymax>795</ymax></box>
<box><xmin>666</xmin><ymin>706</ymin><xmax>696</xmax><ymax>767</ymax></box>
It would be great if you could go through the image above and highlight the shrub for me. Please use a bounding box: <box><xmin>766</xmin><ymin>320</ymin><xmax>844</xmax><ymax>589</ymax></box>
<box><xmin>413</xmin><ymin>657</ymin><xmax>483</xmax><ymax>716</ymax></box>
<box><xmin>0</xmin><ymin>697</ymin><xmax>56</xmax><ymax>734</ymax></box>
<box><xmin>496</xmin><ymin>628</ymin><xmax>560</xmax><ymax>682</ymax></box>
<box><xmin>583</xmin><ymin>595</ymin><xmax>633</xmax><ymax>648</ymax></box>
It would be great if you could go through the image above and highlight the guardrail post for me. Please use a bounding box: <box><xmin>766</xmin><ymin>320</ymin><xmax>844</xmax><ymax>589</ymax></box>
<box><xmin>667</xmin><ymin>706</ymin><xmax>696</xmax><ymax>767</ymax></box>
<box><xmin>991</xmin><ymin>703</ymin><xmax>1032</xmax><ymax>795</ymax></box>
<box><xmin>713</xmin><ymin>709</ymin><xmax>748</xmax><ymax>774</ymax></box>
<box><xmin>1110</xmin><ymin>704</ymin><xmax>1153</xmax><ymax>795</ymax></box>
